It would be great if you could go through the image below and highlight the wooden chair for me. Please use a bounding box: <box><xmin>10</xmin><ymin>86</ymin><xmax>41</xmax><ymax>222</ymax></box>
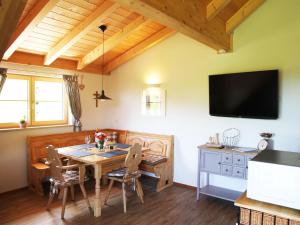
<box><xmin>104</xmin><ymin>143</ymin><xmax>144</xmax><ymax>213</ymax></box>
<box><xmin>125</xmin><ymin>137</ymin><xmax>145</xmax><ymax>147</ymax></box>
<box><xmin>45</xmin><ymin>145</ymin><xmax>91</xmax><ymax>219</ymax></box>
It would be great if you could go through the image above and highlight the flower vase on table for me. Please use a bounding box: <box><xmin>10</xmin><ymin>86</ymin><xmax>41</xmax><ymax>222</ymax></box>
<box><xmin>95</xmin><ymin>130</ymin><xmax>106</xmax><ymax>151</ymax></box>
<box><xmin>98</xmin><ymin>140</ymin><xmax>104</xmax><ymax>150</ymax></box>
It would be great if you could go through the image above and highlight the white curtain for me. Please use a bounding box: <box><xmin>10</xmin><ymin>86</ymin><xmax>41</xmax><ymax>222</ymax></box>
<box><xmin>63</xmin><ymin>75</ymin><xmax>82</xmax><ymax>132</ymax></box>
<box><xmin>0</xmin><ymin>68</ymin><xmax>7</xmax><ymax>94</ymax></box>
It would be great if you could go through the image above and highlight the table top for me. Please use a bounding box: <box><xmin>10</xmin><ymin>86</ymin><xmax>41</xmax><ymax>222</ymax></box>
<box><xmin>252</xmin><ymin>150</ymin><xmax>300</xmax><ymax>168</ymax></box>
<box><xmin>198</xmin><ymin>145</ymin><xmax>258</xmax><ymax>155</ymax></box>
<box><xmin>235</xmin><ymin>192</ymin><xmax>300</xmax><ymax>221</ymax></box>
<box><xmin>58</xmin><ymin>143</ymin><xmax>149</xmax><ymax>165</ymax></box>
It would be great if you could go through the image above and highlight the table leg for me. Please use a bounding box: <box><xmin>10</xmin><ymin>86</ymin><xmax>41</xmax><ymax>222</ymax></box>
<box><xmin>197</xmin><ymin>149</ymin><xmax>201</xmax><ymax>200</ymax></box>
<box><xmin>94</xmin><ymin>164</ymin><xmax>102</xmax><ymax>217</ymax></box>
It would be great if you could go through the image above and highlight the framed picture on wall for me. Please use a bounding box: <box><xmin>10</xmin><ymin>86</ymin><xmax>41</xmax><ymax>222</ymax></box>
<box><xmin>141</xmin><ymin>86</ymin><xmax>165</xmax><ymax>116</ymax></box>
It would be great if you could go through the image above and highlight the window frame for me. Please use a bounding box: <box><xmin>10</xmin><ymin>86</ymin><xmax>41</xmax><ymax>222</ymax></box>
<box><xmin>0</xmin><ymin>74</ymin><xmax>31</xmax><ymax>128</ymax></box>
<box><xmin>31</xmin><ymin>76</ymin><xmax>68</xmax><ymax>126</ymax></box>
<box><xmin>0</xmin><ymin>74</ymin><xmax>68</xmax><ymax>129</ymax></box>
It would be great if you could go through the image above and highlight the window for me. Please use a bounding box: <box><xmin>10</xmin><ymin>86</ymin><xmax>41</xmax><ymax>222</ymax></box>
<box><xmin>0</xmin><ymin>74</ymin><xmax>68</xmax><ymax>128</ymax></box>
<box><xmin>141</xmin><ymin>86</ymin><xmax>165</xmax><ymax>116</ymax></box>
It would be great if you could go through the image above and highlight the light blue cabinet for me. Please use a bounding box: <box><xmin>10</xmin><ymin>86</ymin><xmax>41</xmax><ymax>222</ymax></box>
<box><xmin>197</xmin><ymin>145</ymin><xmax>257</xmax><ymax>202</ymax></box>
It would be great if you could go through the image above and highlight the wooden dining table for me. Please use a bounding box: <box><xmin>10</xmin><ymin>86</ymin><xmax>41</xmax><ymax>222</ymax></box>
<box><xmin>57</xmin><ymin>143</ymin><xmax>148</xmax><ymax>217</ymax></box>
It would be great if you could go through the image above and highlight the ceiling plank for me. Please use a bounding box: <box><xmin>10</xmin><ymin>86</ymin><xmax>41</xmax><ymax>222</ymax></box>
<box><xmin>226</xmin><ymin>0</ymin><xmax>265</xmax><ymax>34</ymax></box>
<box><xmin>207</xmin><ymin>0</ymin><xmax>232</xmax><ymax>21</ymax></box>
<box><xmin>2</xmin><ymin>0</ymin><xmax>59</xmax><ymax>60</ymax></box>
<box><xmin>44</xmin><ymin>0</ymin><xmax>119</xmax><ymax>66</ymax></box>
<box><xmin>5</xmin><ymin>51</ymin><xmax>102</xmax><ymax>74</ymax></box>
<box><xmin>0</xmin><ymin>0</ymin><xmax>27</xmax><ymax>60</ymax></box>
<box><xmin>78</xmin><ymin>16</ymin><xmax>150</xmax><ymax>70</ymax></box>
<box><xmin>113</xmin><ymin>0</ymin><xmax>231</xmax><ymax>51</ymax></box>
<box><xmin>104</xmin><ymin>27</ymin><xmax>175</xmax><ymax>73</ymax></box>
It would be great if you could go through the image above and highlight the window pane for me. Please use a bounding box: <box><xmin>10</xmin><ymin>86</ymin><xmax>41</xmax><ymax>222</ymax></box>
<box><xmin>35</xmin><ymin>101</ymin><xmax>64</xmax><ymax>121</ymax></box>
<box><xmin>0</xmin><ymin>101</ymin><xmax>28</xmax><ymax>123</ymax></box>
<box><xmin>35</xmin><ymin>81</ymin><xmax>63</xmax><ymax>101</ymax></box>
<box><xmin>0</xmin><ymin>78</ymin><xmax>29</xmax><ymax>100</ymax></box>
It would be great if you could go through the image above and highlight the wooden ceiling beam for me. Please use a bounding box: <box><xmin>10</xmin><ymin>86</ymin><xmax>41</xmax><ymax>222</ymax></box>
<box><xmin>78</xmin><ymin>16</ymin><xmax>150</xmax><ymax>70</ymax></box>
<box><xmin>207</xmin><ymin>0</ymin><xmax>232</xmax><ymax>21</ymax></box>
<box><xmin>2</xmin><ymin>0</ymin><xmax>59</xmax><ymax>60</ymax></box>
<box><xmin>113</xmin><ymin>0</ymin><xmax>231</xmax><ymax>51</ymax></box>
<box><xmin>226</xmin><ymin>0</ymin><xmax>265</xmax><ymax>34</ymax></box>
<box><xmin>0</xmin><ymin>0</ymin><xmax>27</xmax><ymax>60</ymax></box>
<box><xmin>44</xmin><ymin>0</ymin><xmax>119</xmax><ymax>66</ymax></box>
<box><xmin>5</xmin><ymin>51</ymin><xmax>102</xmax><ymax>74</ymax></box>
<box><xmin>104</xmin><ymin>27</ymin><xmax>175</xmax><ymax>73</ymax></box>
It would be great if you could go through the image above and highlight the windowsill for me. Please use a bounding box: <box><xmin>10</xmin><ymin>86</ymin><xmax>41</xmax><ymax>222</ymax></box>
<box><xmin>0</xmin><ymin>124</ymin><xmax>73</xmax><ymax>132</ymax></box>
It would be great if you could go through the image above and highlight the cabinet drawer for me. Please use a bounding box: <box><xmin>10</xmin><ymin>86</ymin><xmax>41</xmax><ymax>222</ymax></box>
<box><xmin>232</xmin><ymin>166</ymin><xmax>245</xmax><ymax>178</ymax></box>
<box><xmin>222</xmin><ymin>153</ymin><xmax>232</xmax><ymax>164</ymax></box>
<box><xmin>233</xmin><ymin>154</ymin><xmax>245</xmax><ymax>166</ymax></box>
<box><xmin>221</xmin><ymin>165</ymin><xmax>232</xmax><ymax>176</ymax></box>
<box><xmin>201</xmin><ymin>150</ymin><xmax>221</xmax><ymax>174</ymax></box>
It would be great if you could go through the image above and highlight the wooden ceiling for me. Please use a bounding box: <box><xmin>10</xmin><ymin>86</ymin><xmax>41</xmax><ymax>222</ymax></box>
<box><xmin>0</xmin><ymin>0</ymin><xmax>265</xmax><ymax>74</ymax></box>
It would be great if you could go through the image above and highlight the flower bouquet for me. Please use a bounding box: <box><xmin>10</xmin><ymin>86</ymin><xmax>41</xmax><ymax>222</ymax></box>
<box><xmin>95</xmin><ymin>130</ymin><xmax>107</xmax><ymax>150</ymax></box>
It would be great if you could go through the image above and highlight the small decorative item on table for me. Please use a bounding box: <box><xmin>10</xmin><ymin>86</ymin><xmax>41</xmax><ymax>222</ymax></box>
<box><xmin>112</xmin><ymin>132</ymin><xmax>118</xmax><ymax>143</ymax></box>
<box><xmin>257</xmin><ymin>132</ymin><xmax>273</xmax><ymax>151</ymax></box>
<box><xmin>222</xmin><ymin>128</ymin><xmax>240</xmax><ymax>148</ymax></box>
<box><xmin>95</xmin><ymin>130</ymin><xmax>106</xmax><ymax>151</ymax></box>
<box><xmin>205</xmin><ymin>133</ymin><xmax>224</xmax><ymax>148</ymax></box>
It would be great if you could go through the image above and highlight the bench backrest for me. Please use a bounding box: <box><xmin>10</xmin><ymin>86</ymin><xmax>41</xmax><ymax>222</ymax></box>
<box><xmin>125</xmin><ymin>131</ymin><xmax>174</xmax><ymax>159</ymax></box>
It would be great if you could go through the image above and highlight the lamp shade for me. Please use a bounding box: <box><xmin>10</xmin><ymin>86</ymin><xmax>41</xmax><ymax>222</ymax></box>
<box><xmin>96</xmin><ymin>90</ymin><xmax>111</xmax><ymax>101</ymax></box>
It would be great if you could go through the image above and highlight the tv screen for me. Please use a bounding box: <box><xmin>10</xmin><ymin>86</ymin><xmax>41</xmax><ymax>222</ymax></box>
<box><xmin>209</xmin><ymin>70</ymin><xmax>279</xmax><ymax>119</ymax></box>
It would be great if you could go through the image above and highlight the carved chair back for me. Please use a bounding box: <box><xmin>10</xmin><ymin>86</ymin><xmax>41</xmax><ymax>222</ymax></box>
<box><xmin>46</xmin><ymin>145</ymin><xmax>63</xmax><ymax>181</ymax></box>
<box><xmin>125</xmin><ymin>143</ymin><xmax>142</xmax><ymax>176</ymax></box>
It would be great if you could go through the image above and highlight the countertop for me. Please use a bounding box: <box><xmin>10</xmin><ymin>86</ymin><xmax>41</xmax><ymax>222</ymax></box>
<box><xmin>252</xmin><ymin>150</ymin><xmax>300</xmax><ymax>168</ymax></box>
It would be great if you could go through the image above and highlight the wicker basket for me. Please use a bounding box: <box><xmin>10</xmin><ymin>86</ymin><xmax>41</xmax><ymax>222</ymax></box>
<box><xmin>290</xmin><ymin>221</ymin><xmax>300</xmax><ymax>225</ymax></box>
<box><xmin>240</xmin><ymin>208</ymin><xmax>250</xmax><ymax>225</ymax></box>
<box><xmin>263</xmin><ymin>213</ymin><xmax>275</xmax><ymax>225</ymax></box>
<box><xmin>251</xmin><ymin>211</ymin><xmax>263</xmax><ymax>225</ymax></box>
<box><xmin>275</xmin><ymin>217</ymin><xmax>289</xmax><ymax>225</ymax></box>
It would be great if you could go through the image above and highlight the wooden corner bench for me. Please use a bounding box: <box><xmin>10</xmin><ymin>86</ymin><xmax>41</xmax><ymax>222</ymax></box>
<box><xmin>27</xmin><ymin>129</ymin><xmax>174</xmax><ymax>195</ymax></box>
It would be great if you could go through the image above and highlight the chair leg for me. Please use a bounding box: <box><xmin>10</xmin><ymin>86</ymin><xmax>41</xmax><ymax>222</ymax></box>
<box><xmin>135</xmin><ymin>179</ymin><xmax>141</xmax><ymax>200</ymax></box>
<box><xmin>58</xmin><ymin>187</ymin><xmax>64</xmax><ymax>200</ymax></box>
<box><xmin>61</xmin><ymin>186</ymin><xmax>68</xmax><ymax>219</ymax></box>
<box><xmin>79</xmin><ymin>183</ymin><xmax>91</xmax><ymax>209</ymax></box>
<box><xmin>122</xmin><ymin>182</ymin><xmax>127</xmax><ymax>213</ymax></box>
<box><xmin>70</xmin><ymin>185</ymin><xmax>75</xmax><ymax>201</ymax></box>
<box><xmin>104</xmin><ymin>179</ymin><xmax>114</xmax><ymax>205</ymax></box>
<box><xmin>136</xmin><ymin>179</ymin><xmax>144</xmax><ymax>203</ymax></box>
<box><xmin>46</xmin><ymin>191</ymin><xmax>55</xmax><ymax>209</ymax></box>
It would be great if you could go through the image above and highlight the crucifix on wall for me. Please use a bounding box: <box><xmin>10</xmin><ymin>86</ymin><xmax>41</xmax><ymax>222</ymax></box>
<box><xmin>93</xmin><ymin>91</ymin><xmax>99</xmax><ymax>107</ymax></box>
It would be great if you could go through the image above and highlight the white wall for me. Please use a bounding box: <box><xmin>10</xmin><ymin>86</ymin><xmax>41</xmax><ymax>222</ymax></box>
<box><xmin>103</xmin><ymin>0</ymin><xmax>300</xmax><ymax>191</ymax></box>
<box><xmin>0</xmin><ymin>74</ymin><xmax>112</xmax><ymax>193</ymax></box>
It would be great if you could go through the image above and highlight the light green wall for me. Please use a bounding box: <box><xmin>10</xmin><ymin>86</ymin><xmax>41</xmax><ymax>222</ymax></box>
<box><xmin>106</xmin><ymin>0</ymin><xmax>300</xmax><ymax>188</ymax></box>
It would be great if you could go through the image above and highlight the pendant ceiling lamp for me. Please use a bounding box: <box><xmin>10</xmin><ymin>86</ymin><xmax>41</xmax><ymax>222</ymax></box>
<box><xmin>96</xmin><ymin>24</ymin><xmax>111</xmax><ymax>101</ymax></box>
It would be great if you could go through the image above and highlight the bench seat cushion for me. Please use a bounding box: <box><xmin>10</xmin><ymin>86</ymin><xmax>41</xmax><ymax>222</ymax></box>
<box><xmin>142</xmin><ymin>154</ymin><xmax>167</xmax><ymax>166</ymax></box>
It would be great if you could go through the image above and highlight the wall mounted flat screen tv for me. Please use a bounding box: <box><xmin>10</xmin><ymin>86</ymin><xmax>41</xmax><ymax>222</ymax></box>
<box><xmin>209</xmin><ymin>70</ymin><xmax>279</xmax><ymax>119</ymax></box>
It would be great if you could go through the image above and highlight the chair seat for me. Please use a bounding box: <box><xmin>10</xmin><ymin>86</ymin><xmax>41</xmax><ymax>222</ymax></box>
<box><xmin>107</xmin><ymin>168</ymin><xmax>127</xmax><ymax>177</ymax></box>
<box><xmin>63</xmin><ymin>170</ymin><xmax>80</xmax><ymax>183</ymax></box>
<box><xmin>107</xmin><ymin>168</ymin><xmax>141</xmax><ymax>180</ymax></box>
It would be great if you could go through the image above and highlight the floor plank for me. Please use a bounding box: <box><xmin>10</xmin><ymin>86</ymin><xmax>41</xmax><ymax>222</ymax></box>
<box><xmin>0</xmin><ymin>177</ymin><xmax>238</xmax><ymax>225</ymax></box>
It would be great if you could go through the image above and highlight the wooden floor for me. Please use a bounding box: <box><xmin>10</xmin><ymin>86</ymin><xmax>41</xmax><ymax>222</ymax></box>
<box><xmin>0</xmin><ymin>177</ymin><xmax>238</xmax><ymax>225</ymax></box>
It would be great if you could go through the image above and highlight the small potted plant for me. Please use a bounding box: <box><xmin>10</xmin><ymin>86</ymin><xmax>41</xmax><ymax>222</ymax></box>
<box><xmin>19</xmin><ymin>117</ymin><xmax>27</xmax><ymax>128</ymax></box>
